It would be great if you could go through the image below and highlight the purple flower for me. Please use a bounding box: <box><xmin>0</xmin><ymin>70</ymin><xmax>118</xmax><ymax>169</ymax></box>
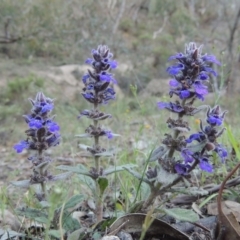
<box><xmin>28</xmin><ymin>119</ymin><xmax>43</xmax><ymax>129</ymax></box>
<box><xmin>82</xmin><ymin>92</ymin><xmax>95</xmax><ymax>101</ymax></box>
<box><xmin>109</xmin><ymin>60</ymin><xmax>117</xmax><ymax>69</ymax></box>
<box><xmin>193</xmin><ymin>81</ymin><xmax>208</xmax><ymax>96</ymax></box>
<box><xmin>82</xmin><ymin>74</ymin><xmax>90</xmax><ymax>84</ymax></box>
<box><xmin>186</xmin><ymin>132</ymin><xmax>206</xmax><ymax>143</ymax></box>
<box><xmin>202</xmin><ymin>66</ymin><xmax>217</xmax><ymax>77</ymax></box>
<box><xmin>13</xmin><ymin>140</ymin><xmax>29</xmax><ymax>153</ymax></box>
<box><xmin>168</xmin><ymin>53</ymin><xmax>185</xmax><ymax>60</ymax></box>
<box><xmin>47</xmin><ymin>132</ymin><xmax>61</xmax><ymax>147</ymax></box>
<box><xmin>214</xmin><ymin>144</ymin><xmax>227</xmax><ymax>162</ymax></box>
<box><xmin>166</xmin><ymin>43</ymin><xmax>221</xmax><ymax>103</ymax></box>
<box><xmin>104</xmin><ymin>130</ymin><xmax>113</xmax><ymax>139</ymax></box>
<box><xmin>201</xmin><ymin>55</ymin><xmax>221</xmax><ymax>66</ymax></box>
<box><xmin>46</xmin><ymin>121</ymin><xmax>60</xmax><ymax>132</ymax></box>
<box><xmin>166</xmin><ymin>63</ymin><xmax>185</xmax><ymax>75</ymax></box>
<box><xmin>207</xmin><ymin>115</ymin><xmax>222</xmax><ymax>126</ymax></box>
<box><xmin>206</xmin><ymin>106</ymin><xmax>226</xmax><ymax>126</ymax></box>
<box><xmin>157</xmin><ymin>102</ymin><xmax>184</xmax><ymax>113</ymax></box>
<box><xmin>85</xmin><ymin>58</ymin><xmax>94</xmax><ymax>65</ymax></box>
<box><xmin>175</xmin><ymin>163</ymin><xmax>190</xmax><ymax>175</ymax></box>
<box><xmin>199</xmin><ymin>157</ymin><xmax>213</xmax><ymax>172</ymax></box>
<box><xmin>169</xmin><ymin>79</ymin><xmax>180</xmax><ymax>87</ymax></box>
<box><xmin>78</xmin><ymin>110</ymin><xmax>90</xmax><ymax>119</ymax></box>
<box><xmin>181</xmin><ymin>149</ymin><xmax>194</xmax><ymax>163</ymax></box>
<box><xmin>198</xmin><ymin>72</ymin><xmax>209</xmax><ymax>81</ymax></box>
<box><xmin>41</xmin><ymin>103</ymin><xmax>54</xmax><ymax>114</ymax></box>
<box><xmin>179</xmin><ymin>90</ymin><xmax>190</xmax><ymax>99</ymax></box>
<box><xmin>102</xmin><ymin>87</ymin><xmax>116</xmax><ymax>104</ymax></box>
<box><xmin>99</xmin><ymin>72</ymin><xmax>117</xmax><ymax>84</ymax></box>
<box><xmin>103</xmin><ymin>58</ymin><xmax>117</xmax><ymax>69</ymax></box>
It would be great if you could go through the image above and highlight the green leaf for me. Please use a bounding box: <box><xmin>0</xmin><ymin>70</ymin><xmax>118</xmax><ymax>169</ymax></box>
<box><xmin>56</xmin><ymin>165</ymin><xmax>92</xmax><ymax>177</ymax></box>
<box><xmin>63</xmin><ymin>214</ymin><xmax>80</xmax><ymax>231</ymax></box>
<box><xmin>187</xmin><ymin>140</ymin><xmax>207</xmax><ymax>153</ymax></box>
<box><xmin>34</xmin><ymin>216</ymin><xmax>49</xmax><ymax>223</ymax></box>
<box><xmin>104</xmin><ymin>164</ymin><xmax>137</xmax><ymax>175</ymax></box>
<box><xmin>123</xmin><ymin>167</ymin><xmax>151</xmax><ymax>184</ymax></box>
<box><xmin>149</xmin><ymin>146</ymin><xmax>168</xmax><ymax>162</ymax></box>
<box><xmin>48</xmin><ymin>229</ymin><xmax>65</xmax><ymax>238</ymax></box>
<box><xmin>10</xmin><ymin>179</ymin><xmax>30</xmax><ymax>188</ymax></box>
<box><xmin>92</xmin><ymin>232</ymin><xmax>102</xmax><ymax>240</ymax></box>
<box><xmin>16</xmin><ymin>207</ymin><xmax>48</xmax><ymax>224</ymax></box>
<box><xmin>94</xmin><ymin>217</ymin><xmax>117</xmax><ymax>231</ymax></box>
<box><xmin>163</xmin><ymin>208</ymin><xmax>199</xmax><ymax>222</ymax></box>
<box><xmin>0</xmin><ymin>229</ymin><xmax>25</xmax><ymax>240</ymax></box>
<box><xmin>76</xmin><ymin>134</ymin><xmax>91</xmax><ymax>138</ymax></box>
<box><xmin>97</xmin><ymin>177</ymin><xmax>108</xmax><ymax>196</ymax></box>
<box><xmin>95</xmin><ymin>151</ymin><xmax>114</xmax><ymax>157</ymax></box>
<box><xmin>226</xmin><ymin>125</ymin><xmax>240</xmax><ymax>159</ymax></box>
<box><xmin>63</xmin><ymin>194</ymin><xmax>85</xmax><ymax>212</ymax></box>
<box><xmin>67</xmin><ymin>228</ymin><xmax>88</xmax><ymax>240</ymax></box>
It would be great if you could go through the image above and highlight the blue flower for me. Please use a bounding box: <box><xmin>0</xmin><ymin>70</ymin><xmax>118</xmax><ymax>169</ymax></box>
<box><xmin>181</xmin><ymin>148</ymin><xmax>194</xmax><ymax>163</ymax></box>
<box><xmin>157</xmin><ymin>102</ymin><xmax>184</xmax><ymax>113</ymax></box>
<box><xmin>85</xmin><ymin>58</ymin><xmax>94</xmax><ymax>65</ymax></box>
<box><xmin>186</xmin><ymin>132</ymin><xmax>206</xmax><ymax>143</ymax></box>
<box><xmin>166</xmin><ymin>63</ymin><xmax>185</xmax><ymax>75</ymax></box>
<box><xmin>175</xmin><ymin>163</ymin><xmax>190</xmax><ymax>175</ymax></box>
<box><xmin>199</xmin><ymin>157</ymin><xmax>213</xmax><ymax>172</ymax></box>
<box><xmin>46</xmin><ymin>121</ymin><xmax>60</xmax><ymax>132</ymax></box>
<box><xmin>179</xmin><ymin>90</ymin><xmax>190</xmax><ymax>99</ymax></box>
<box><xmin>103</xmin><ymin>58</ymin><xmax>118</xmax><ymax>69</ymax></box>
<box><xmin>13</xmin><ymin>140</ymin><xmax>29</xmax><ymax>153</ymax></box>
<box><xmin>202</xmin><ymin>66</ymin><xmax>217</xmax><ymax>77</ymax></box>
<box><xmin>214</xmin><ymin>144</ymin><xmax>227</xmax><ymax>162</ymax></box>
<box><xmin>194</xmin><ymin>81</ymin><xmax>208</xmax><ymax>96</ymax></box>
<box><xmin>82</xmin><ymin>74</ymin><xmax>90</xmax><ymax>84</ymax></box>
<box><xmin>109</xmin><ymin>60</ymin><xmax>117</xmax><ymax>69</ymax></box>
<box><xmin>28</xmin><ymin>119</ymin><xmax>43</xmax><ymax>129</ymax></box>
<box><xmin>198</xmin><ymin>72</ymin><xmax>209</xmax><ymax>81</ymax></box>
<box><xmin>168</xmin><ymin>53</ymin><xmax>185</xmax><ymax>60</ymax></box>
<box><xmin>99</xmin><ymin>72</ymin><xmax>117</xmax><ymax>83</ymax></box>
<box><xmin>201</xmin><ymin>55</ymin><xmax>221</xmax><ymax>66</ymax></box>
<box><xmin>102</xmin><ymin>87</ymin><xmax>115</xmax><ymax>104</ymax></box>
<box><xmin>207</xmin><ymin>115</ymin><xmax>222</xmax><ymax>126</ymax></box>
<box><xmin>104</xmin><ymin>130</ymin><xmax>113</xmax><ymax>139</ymax></box>
<box><xmin>206</xmin><ymin>105</ymin><xmax>226</xmax><ymax>126</ymax></box>
<box><xmin>82</xmin><ymin>92</ymin><xmax>95</xmax><ymax>101</ymax></box>
<box><xmin>166</xmin><ymin>43</ymin><xmax>221</xmax><ymax>103</ymax></box>
<box><xmin>41</xmin><ymin>103</ymin><xmax>54</xmax><ymax>114</ymax></box>
<box><xmin>169</xmin><ymin>79</ymin><xmax>180</xmax><ymax>87</ymax></box>
<box><xmin>47</xmin><ymin>132</ymin><xmax>61</xmax><ymax>147</ymax></box>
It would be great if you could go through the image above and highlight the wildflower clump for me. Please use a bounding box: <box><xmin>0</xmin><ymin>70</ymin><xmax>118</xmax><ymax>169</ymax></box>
<box><xmin>139</xmin><ymin>42</ymin><xmax>227</xmax><ymax>211</ymax></box>
<box><xmin>78</xmin><ymin>45</ymin><xmax>118</xmax><ymax>221</ymax></box>
<box><xmin>157</xmin><ymin>42</ymin><xmax>227</xmax><ymax>175</ymax></box>
<box><xmin>13</xmin><ymin>92</ymin><xmax>61</xmax><ymax>199</ymax></box>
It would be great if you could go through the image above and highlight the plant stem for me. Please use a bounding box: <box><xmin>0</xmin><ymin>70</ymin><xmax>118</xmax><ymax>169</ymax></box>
<box><xmin>93</xmin><ymin>102</ymin><xmax>103</xmax><ymax>222</ymax></box>
<box><xmin>141</xmin><ymin>100</ymin><xmax>192</xmax><ymax>210</ymax></box>
<box><xmin>38</xmin><ymin>150</ymin><xmax>46</xmax><ymax>199</ymax></box>
<box><xmin>141</xmin><ymin>183</ymin><xmax>161</xmax><ymax>211</ymax></box>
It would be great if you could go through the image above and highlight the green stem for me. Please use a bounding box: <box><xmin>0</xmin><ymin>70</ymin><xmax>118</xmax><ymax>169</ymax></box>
<box><xmin>38</xmin><ymin>150</ymin><xmax>46</xmax><ymax>199</ymax></box>
<box><xmin>141</xmin><ymin>183</ymin><xmax>161</xmax><ymax>211</ymax></box>
<box><xmin>93</xmin><ymin>101</ymin><xmax>103</xmax><ymax>222</ymax></box>
<box><xmin>141</xmin><ymin>100</ymin><xmax>189</xmax><ymax>211</ymax></box>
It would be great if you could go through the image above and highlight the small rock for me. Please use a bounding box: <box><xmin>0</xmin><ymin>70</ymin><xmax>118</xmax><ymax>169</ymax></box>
<box><xmin>101</xmin><ymin>236</ymin><xmax>120</xmax><ymax>240</ymax></box>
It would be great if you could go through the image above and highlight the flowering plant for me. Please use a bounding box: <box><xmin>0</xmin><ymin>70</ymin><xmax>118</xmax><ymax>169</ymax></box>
<box><xmin>13</xmin><ymin>92</ymin><xmax>63</xmax><ymax>199</ymax></box>
<box><xmin>129</xmin><ymin>42</ymin><xmax>228</xmax><ymax>212</ymax></box>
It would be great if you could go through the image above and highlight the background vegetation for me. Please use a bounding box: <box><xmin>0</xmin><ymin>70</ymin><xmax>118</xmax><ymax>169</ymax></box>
<box><xmin>0</xmin><ymin>1</ymin><xmax>240</xmax><ymax>238</ymax></box>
